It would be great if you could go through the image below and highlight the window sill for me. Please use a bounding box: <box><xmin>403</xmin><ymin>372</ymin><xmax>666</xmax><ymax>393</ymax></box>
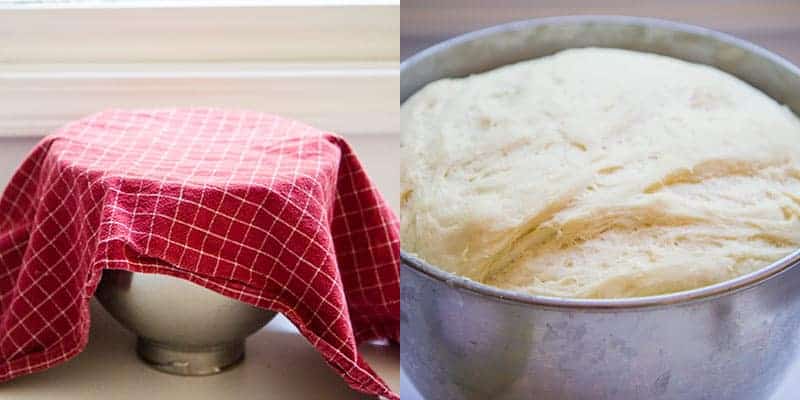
<box><xmin>0</xmin><ymin>62</ymin><xmax>398</xmax><ymax>138</ymax></box>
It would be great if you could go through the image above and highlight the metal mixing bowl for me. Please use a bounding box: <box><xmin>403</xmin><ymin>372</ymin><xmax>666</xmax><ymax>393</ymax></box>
<box><xmin>400</xmin><ymin>16</ymin><xmax>800</xmax><ymax>400</ymax></box>
<box><xmin>95</xmin><ymin>270</ymin><xmax>276</xmax><ymax>376</ymax></box>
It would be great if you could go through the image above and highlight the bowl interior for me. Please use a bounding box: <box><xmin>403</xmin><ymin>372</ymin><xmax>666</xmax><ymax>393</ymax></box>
<box><xmin>401</xmin><ymin>15</ymin><xmax>800</xmax><ymax>114</ymax></box>
<box><xmin>400</xmin><ymin>16</ymin><xmax>800</xmax><ymax>307</ymax></box>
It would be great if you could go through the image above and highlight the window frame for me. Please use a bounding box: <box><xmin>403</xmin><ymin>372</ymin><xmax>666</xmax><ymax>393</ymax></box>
<box><xmin>0</xmin><ymin>1</ymin><xmax>399</xmax><ymax>138</ymax></box>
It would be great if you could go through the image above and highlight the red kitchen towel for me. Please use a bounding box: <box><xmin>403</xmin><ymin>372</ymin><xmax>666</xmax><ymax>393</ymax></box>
<box><xmin>0</xmin><ymin>109</ymin><xmax>399</xmax><ymax>399</ymax></box>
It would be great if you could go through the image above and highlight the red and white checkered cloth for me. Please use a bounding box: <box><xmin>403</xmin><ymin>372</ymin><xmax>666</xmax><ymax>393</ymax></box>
<box><xmin>0</xmin><ymin>109</ymin><xmax>399</xmax><ymax>399</ymax></box>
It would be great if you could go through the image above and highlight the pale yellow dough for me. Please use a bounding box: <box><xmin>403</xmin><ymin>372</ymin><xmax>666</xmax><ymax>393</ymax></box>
<box><xmin>400</xmin><ymin>47</ymin><xmax>800</xmax><ymax>299</ymax></box>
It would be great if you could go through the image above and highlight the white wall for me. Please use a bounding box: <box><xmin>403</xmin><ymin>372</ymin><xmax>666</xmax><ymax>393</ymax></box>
<box><xmin>347</xmin><ymin>134</ymin><xmax>399</xmax><ymax>211</ymax></box>
<box><xmin>0</xmin><ymin>136</ymin><xmax>41</xmax><ymax>189</ymax></box>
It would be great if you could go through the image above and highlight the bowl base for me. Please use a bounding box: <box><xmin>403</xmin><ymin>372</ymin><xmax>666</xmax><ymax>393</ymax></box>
<box><xmin>136</xmin><ymin>337</ymin><xmax>245</xmax><ymax>376</ymax></box>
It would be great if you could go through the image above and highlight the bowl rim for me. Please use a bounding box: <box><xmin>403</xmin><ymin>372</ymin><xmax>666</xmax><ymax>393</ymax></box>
<box><xmin>400</xmin><ymin>15</ymin><xmax>800</xmax><ymax>310</ymax></box>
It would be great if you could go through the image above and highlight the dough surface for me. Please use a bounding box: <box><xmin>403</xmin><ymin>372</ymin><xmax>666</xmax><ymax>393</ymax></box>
<box><xmin>400</xmin><ymin>47</ymin><xmax>800</xmax><ymax>298</ymax></box>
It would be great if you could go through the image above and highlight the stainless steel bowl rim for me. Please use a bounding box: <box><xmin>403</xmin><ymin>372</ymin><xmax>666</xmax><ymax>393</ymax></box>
<box><xmin>400</xmin><ymin>15</ymin><xmax>800</xmax><ymax>310</ymax></box>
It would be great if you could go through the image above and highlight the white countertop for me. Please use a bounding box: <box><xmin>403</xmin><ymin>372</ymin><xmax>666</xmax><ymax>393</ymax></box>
<box><xmin>0</xmin><ymin>299</ymin><xmax>399</xmax><ymax>399</ymax></box>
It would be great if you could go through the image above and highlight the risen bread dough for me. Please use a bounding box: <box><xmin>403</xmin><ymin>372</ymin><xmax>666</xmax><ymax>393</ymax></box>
<box><xmin>401</xmin><ymin>47</ymin><xmax>800</xmax><ymax>298</ymax></box>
